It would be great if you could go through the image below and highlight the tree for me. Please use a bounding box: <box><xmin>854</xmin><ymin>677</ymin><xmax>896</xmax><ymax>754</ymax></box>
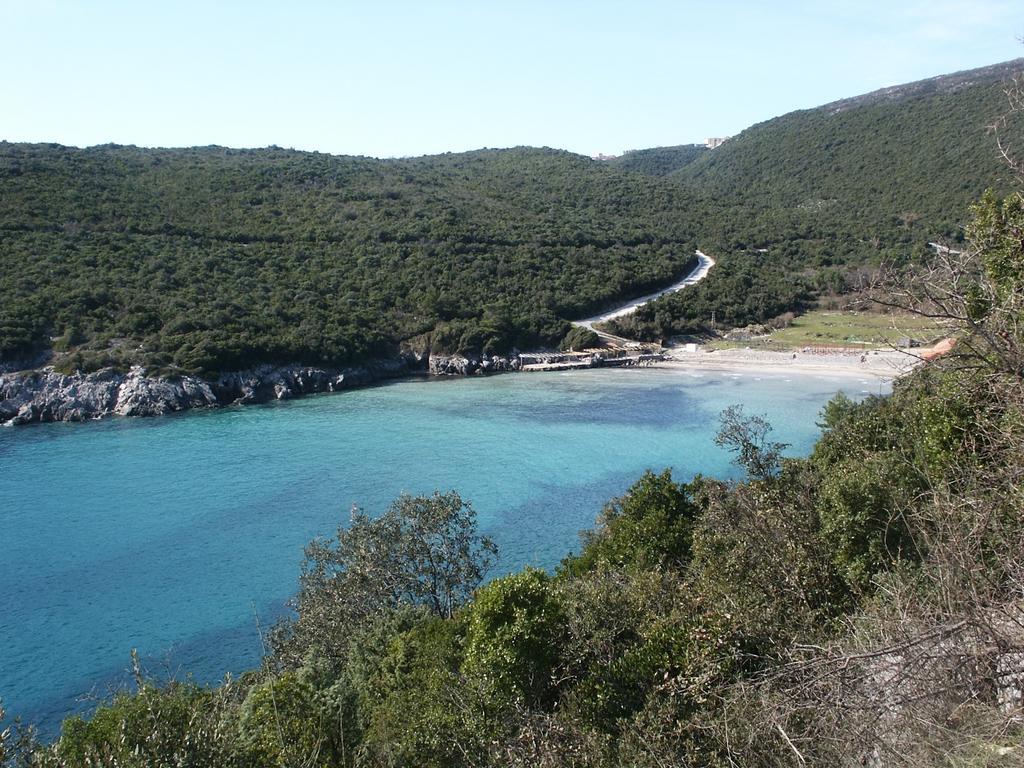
<box><xmin>274</xmin><ymin>491</ymin><xmax>497</xmax><ymax>665</ymax></box>
<box><xmin>714</xmin><ymin>405</ymin><xmax>789</xmax><ymax>480</ymax></box>
<box><xmin>463</xmin><ymin>568</ymin><xmax>565</xmax><ymax>710</ymax></box>
<box><xmin>561</xmin><ymin>469</ymin><xmax>700</xmax><ymax>575</ymax></box>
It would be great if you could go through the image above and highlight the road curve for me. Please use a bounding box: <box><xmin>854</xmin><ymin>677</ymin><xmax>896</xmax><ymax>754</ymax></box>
<box><xmin>575</xmin><ymin>250</ymin><xmax>716</xmax><ymax>332</ymax></box>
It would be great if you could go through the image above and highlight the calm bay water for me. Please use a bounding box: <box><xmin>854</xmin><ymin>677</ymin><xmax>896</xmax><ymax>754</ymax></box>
<box><xmin>0</xmin><ymin>367</ymin><xmax>888</xmax><ymax>733</ymax></box>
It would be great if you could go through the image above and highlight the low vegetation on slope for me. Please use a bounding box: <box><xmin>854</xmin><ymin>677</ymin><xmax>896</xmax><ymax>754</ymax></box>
<box><xmin>0</xmin><ymin>144</ymin><xmax>704</xmax><ymax>374</ymax></box>
<box><xmin>5</xmin><ymin>180</ymin><xmax>1024</xmax><ymax>768</ymax></box>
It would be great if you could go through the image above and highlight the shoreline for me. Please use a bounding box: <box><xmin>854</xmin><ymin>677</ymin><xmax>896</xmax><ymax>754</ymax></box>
<box><xmin>651</xmin><ymin>346</ymin><xmax>916</xmax><ymax>381</ymax></box>
<box><xmin>1</xmin><ymin>346</ymin><xmax>915</xmax><ymax>427</ymax></box>
<box><xmin>0</xmin><ymin>357</ymin><xmax>424</xmax><ymax>427</ymax></box>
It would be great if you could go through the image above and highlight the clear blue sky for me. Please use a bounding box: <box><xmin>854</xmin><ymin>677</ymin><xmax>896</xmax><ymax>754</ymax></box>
<box><xmin>2</xmin><ymin>0</ymin><xmax>1021</xmax><ymax>158</ymax></box>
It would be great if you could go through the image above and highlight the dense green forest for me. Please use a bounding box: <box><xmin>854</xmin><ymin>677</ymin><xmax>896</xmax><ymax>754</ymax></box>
<box><xmin>607</xmin><ymin>60</ymin><xmax>1024</xmax><ymax>340</ymax></box>
<box><xmin>5</xmin><ymin>183</ymin><xmax>1024</xmax><ymax>766</ymax></box>
<box><xmin>3</xmin><ymin>60</ymin><xmax>1023</xmax><ymax>375</ymax></box>
<box><xmin>0</xmin><ymin>144</ymin><xmax>703</xmax><ymax>374</ymax></box>
<box><xmin>675</xmin><ymin>61</ymin><xmax>1023</xmax><ymax>232</ymax></box>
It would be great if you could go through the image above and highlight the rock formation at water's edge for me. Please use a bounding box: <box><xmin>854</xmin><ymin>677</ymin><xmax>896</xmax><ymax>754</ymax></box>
<box><xmin>0</xmin><ymin>357</ymin><xmax>423</xmax><ymax>426</ymax></box>
<box><xmin>0</xmin><ymin>352</ymin><xmax>541</xmax><ymax>425</ymax></box>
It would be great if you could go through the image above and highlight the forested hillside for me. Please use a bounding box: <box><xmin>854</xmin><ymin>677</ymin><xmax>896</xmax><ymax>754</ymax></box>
<box><xmin>3</xmin><ymin>60</ymin><xmax>1023</xmax><ymax>373</ymax></box>
<box><xmin>0</xmin><ymin>144</ymin><xmax>703</xmax><ymax>374</ymax></box>
<box><xmin>677</xmin><ymin>58</ymin><xmax>1024</xmax><ymax>237</ymax></box>
<box><xmin>609</xmin><ymin>59</ymin><xmax>1024</xmax><ymax>340</ymax></box>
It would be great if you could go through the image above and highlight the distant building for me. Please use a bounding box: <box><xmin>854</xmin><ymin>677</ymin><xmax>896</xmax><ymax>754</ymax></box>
<box><xmin>593</xmin><ymin>153</ymin><xmax>619</xmax><ymax>161</ymax></box>
<box><xmin>705</xmin><ymin>137</ymin><xmax>730</xmax><ymax>149</ymax></box>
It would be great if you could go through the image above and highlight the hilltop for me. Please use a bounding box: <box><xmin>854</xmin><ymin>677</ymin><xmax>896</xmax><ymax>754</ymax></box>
<box><xmin>820</xmin><ymin>58</ymin><xmax>1024</xmax><ymax>114</ymax></box>
<box><xmin>674</xmin><ymin>57</ymin><xmax>1023</xmax><ymax>234</ymax></box>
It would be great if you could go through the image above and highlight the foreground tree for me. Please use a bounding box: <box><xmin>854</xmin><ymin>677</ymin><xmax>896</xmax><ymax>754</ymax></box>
<box><xmin>560</xmin><ymin>469</ymin><xmax>700</xmax><ymax>576</ymax></box>
<box><xmin>273</xmin><ymin>491</ymin><xmax>497</xmax><ymax>665</ymax></box>
<box><xmin>708</xmin><ymin>92</ymin><xmax>1024</xmax><ymax>764</ymax></box>
<box><xmin>714</xmin><ymin>404</ymin><xmax>790</xmax><ymax>480</ymax></box>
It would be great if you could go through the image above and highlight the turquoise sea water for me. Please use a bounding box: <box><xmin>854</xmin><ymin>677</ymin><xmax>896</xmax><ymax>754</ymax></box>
<box><xmin>0</xmin><ymin>367</ymin><xmax>888</xmax><ymax>734</ymax></box>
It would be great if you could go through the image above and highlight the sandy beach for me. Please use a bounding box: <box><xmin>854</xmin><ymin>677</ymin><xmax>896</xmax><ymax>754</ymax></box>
<box><xmin>569</xmin><ymin>252</ymin><xmax>925</xmax><ymax>383</ymax></box>
<box><xmin>655</xmin><ymin>345</ymin><xmax>919</xmax><ymax>380</ymax></box>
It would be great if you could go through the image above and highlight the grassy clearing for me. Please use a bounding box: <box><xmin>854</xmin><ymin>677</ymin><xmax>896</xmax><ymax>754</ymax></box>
<box><xmin>707</xmin><ymin>310</ymin><xmax>949</xmax><ymax>350</ymax></box>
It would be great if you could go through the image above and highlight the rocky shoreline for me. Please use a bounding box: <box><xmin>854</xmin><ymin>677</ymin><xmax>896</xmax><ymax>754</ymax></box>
<box><xmin>0</xmin><ymin>351</ymin><xmax>525</xmax><ymax>426</ymax></box>
<box><xmin>0</xmin><ymin>348</ymin><xmax>671</xmax><ymax>426</ymax></box>
<box><xmin>0</xmin><ymin>357</ymin><xmax>415</xmax><ymax>426</ymax></box>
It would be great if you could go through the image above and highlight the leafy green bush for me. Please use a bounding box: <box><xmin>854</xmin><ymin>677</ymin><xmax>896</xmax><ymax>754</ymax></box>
<box><xmin>561</xmin><ymin>469</ymin><xmax>699</xmax><ymax>576</ymax></box>
<box><xmin>55</xmin><ymin>681</ymin><xmax>232</xmax><ymax>767</ymax></box>
<box><xmin>816</xmin><ymin>452</ymin><xmax>920</xmax><ymax>589</ymax></box>
<box><xmin>463</xmin><ymin>568</ymin><xmax>565</xmax><ymax>710</ymax></box>
<box><xmin>359</xmin><ymin>617</ymin><xmax>479</xmax><ymax>768</ymax></box>
<box><xmin>236</xmin><ymin>670</ymin><xmax>338</xmax><ymax>768</ymax></box>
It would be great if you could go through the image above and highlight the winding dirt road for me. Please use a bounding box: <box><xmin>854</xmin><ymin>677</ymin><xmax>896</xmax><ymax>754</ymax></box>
<box><xmin>574</xmin><ymin>250</ymin><xmax>716</xmax><ymax>340</ymax></box>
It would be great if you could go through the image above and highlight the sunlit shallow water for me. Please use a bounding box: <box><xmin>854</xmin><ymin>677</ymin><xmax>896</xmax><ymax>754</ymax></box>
<box><xmin>0</xmin><ymin>367</ymin><xmax>889</xmax><ymax>734</ymax></box>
